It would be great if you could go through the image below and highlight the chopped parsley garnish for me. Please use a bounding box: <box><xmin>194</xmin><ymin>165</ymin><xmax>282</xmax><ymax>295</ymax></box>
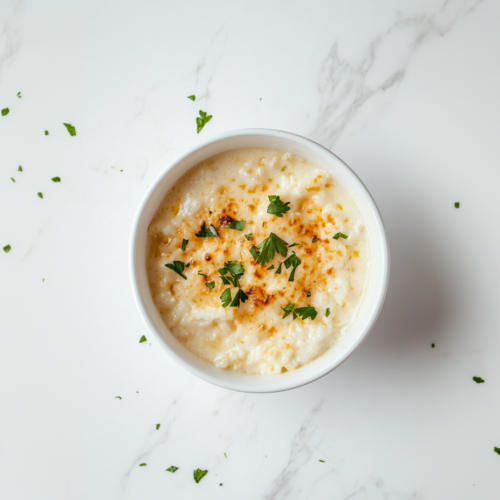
<box><xmin>276</xmin><ymin>262</ymin><xmax>283</xmax><ymax>274</ymax></box>
<box><xmin>294</xmin><ymin>305</ymin><xmax>318</xmax><ymax>321</ymax></box>
<box><xmin>45</xmin><ymin>130</ymin><xmax>49</xmax><ymax>135</ymax></box>
<box><xmin>193</xmin><ymin>469</ymin><xmax>208</xmax><ymax>483</ymax></box>
<box><xmin>495</xmin><ymin>447</ymin><xmax>500</xmax><ymax>455</ymax></box>
<box><xmin>230</xmin><ymin>288</ymin><xmax>248</xmax><ymax>307</ymax></box>
<box><xmin>139</xmin><ymin>463</ymin><xmax>147</xmax><ymax>467</ymax></box>
<box><xmin>333</xmin><ymin>232</ymin><xmax>348</xmax><ymax>240</ymax></box>
<box><xmin>312</xmin><ymin>237</ymin><xmax>317</xmax><ymax>242</ymax></box>
<box><xmin>185</xmin><ymin>263</ymin><xmax>190</xmax><ymax>267</ymax></box>
<box><xmin>11</xmin><ymin>178</ymin><xmax>15</xmax><ymax>183</ymax></box>
<box><xmin>473</xmin><ymin>376</ymin><xmax>485</xmax><ymax>384</ymax></box>
<box><xmin>17</xmin><ymin>92</ymin><xmax>21</xmax><ymax>98</ymax></box>
<box><xmin>307</xmin><ymin>290</ymin><xmax>311</xmax><ymax>297</ymax></box>
<box><xmin>431</xmin><ymin>343</ymin><xmax>435</xmax><ymax>348</ymax></box>
<box><xmin>267</xmin><ymin>265</ymin><xmax>275</xmax><ymax>270</ymax></box>
<box><xmin>267</xmin><ymin>195</ymin><xmax>291</xmax><ymax>217</ymax></box>
<box><xmin>244</xmin><ymin>233</ymin><xmax>252</xmax><ymax>240</ymax></box>
<box><xmin>220</xmin><ymin>288</ymin><xmax>232</xmax><ymax>307</ymax></box>
<box><xmin>182</xmin><ymin>239</ymin><xmax>188</xmax><ymax>251</ymax></box>
<box><xmin>326</xmin><ymin>308</ymin><xmax>330</xmax><ymax>317</ymax></box>
<box><xmin>283</xmin><ymin>253</ymin><xmax>301</xmax><ymax>281</ymax></box>
<box><xmin>198</xmin><ymin>271</ymin><xmax>207</xmax><ymax>278</ymax></box>
<box><xmin>249</xmin><ymin>246</ymin><xmax>260</xmax><ymax>261</ymax></box>
<box><xmin>196</xmin><ymin>110</ymin><xmax>212</xmax><ymax>133</ymax></box>
<box><xmin>3</xmin><ymin>244</ymin><xmax>11</xmax><ymax>253</ymax></box>
<box><xmin>224</xmin><ymin>220</ymin><xmax>246</xmax><ymax>231</ymax></box>
<box><xmin>224</xmin><ymin>453</ymin><xmax>227</xmax><ymax>458</ymax></box>
<box><xmin>209</xmin><ymin>210</ymin><xmax>212</xmax><ymax>215</ymax></box>
<box><xmin>205</xmin><ymin>282</ymin><xmax>215</xmax><ymax>289</ymax></box>
<box><xmin>455</xmin><ymin>202</ymin><xmax>460</xmax><ymax>208</ymax></box>
<box><xmin>255</xmin><ymin>232</ymin><xmax>288</xmax><ymax>265</ymax></box>
<box><xmin>139</xmin><ymin>335</ymin><xmax>147</xmax><ymax>343</ymax></box>
<box><xmin>115</xmin><ymin>396</ymin><xmax>122</xmax><ymax>399</ymax></box>
<box><xmin>156</xmin><ymin>424</ymin><xmax>160</xmax><ymax>430</ymax></box>
<box><xmin>282</xmin><ymin>303</ymin><xmax>295</xmax><ymax>319</ymax></box>
<box><xmin>166</xmin><ymin>466</ymin><xmax>179</xmax><ymax>472</ymax></box>
<box><xmin>165</xmin><ymin>261</ymin><xmax>187</xmax><ymax>279</ymax></box>
<box><xmin>37</xmin><ymin>192</ymin><xmax>43</xmax><ymax>199</ymax></box>
<box><xmin>319</xmin><ymin>460</ymin><xmax>325</xmax><ymax>463</ymax></box>
<box><xmin>18</xmin><ymin>166</ymin><xmax>22</xmax><ymax>171</ymax></box>
<box><xmin>289</xmin><ymin>243</ymin><xmax>299</xmax><ymax>248</ymax></box>
<box><xmin>195</xmin><ymin>222</ymin><xmax>218</xmax><ymax>237</ymax></box>
<box><xmin>187</xmin><ymin>95</ymin><xmax>196</xmax><ymax>101</ymax></box>
<box><xmin>218</xmin><ymin>261</ymin><xmax>245</xmax><ymax>287</ymax></box>
<box><xmin>52</xmin><ymin>177</ymin><xmax>61</xmax><ymax>182</ymax></box>
<box><xmin>1</xmin><ymin>108</ymin><xmax>9</xmax><ymax>116</ymax></box>
<box><xmin>63</xmin><ymin>123</ymin><xmax>76</xmax><ymax>136</ymax></box>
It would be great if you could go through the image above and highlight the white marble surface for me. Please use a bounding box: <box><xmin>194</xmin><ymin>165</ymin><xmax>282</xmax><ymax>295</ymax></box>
<box><xmin>1</xmin><ymin>0</ymin><xmax>500</xmax><ymax>498</ymax></box>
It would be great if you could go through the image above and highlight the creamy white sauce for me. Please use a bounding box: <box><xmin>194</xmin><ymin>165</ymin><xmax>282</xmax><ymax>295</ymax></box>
<box><xmin>147</xmin><ymin>148</ymin><xmax>370</xmax><ymax>374</ymax></box>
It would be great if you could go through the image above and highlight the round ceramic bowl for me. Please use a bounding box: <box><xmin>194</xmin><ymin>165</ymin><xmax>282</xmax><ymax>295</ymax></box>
<box><xmin>130</xmin><ymin>129</ymin><xmax>389</xmax><ymax>393</ymax></box>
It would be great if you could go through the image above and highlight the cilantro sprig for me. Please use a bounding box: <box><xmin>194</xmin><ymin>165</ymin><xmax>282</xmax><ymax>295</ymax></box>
<box><xmin>196</xmin><ymin>222</ymin><xmax>218</xmax><ymax>238</ymax></box>
<box><xmin>165</xmin><ymin>261</ymin><xmax>187</xmax><ymax>279</ymax></box>
<box><xmin>267</xmin><ymin>195</ymin><xmax>291</xmax><ymax>217</ymax></box>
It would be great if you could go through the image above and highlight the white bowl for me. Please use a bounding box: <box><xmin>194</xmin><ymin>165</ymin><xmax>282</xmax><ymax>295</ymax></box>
<box><xmin>130</xmin><ymin>129</ymin><xmax>389</xmax><ymax>393</ymax></box>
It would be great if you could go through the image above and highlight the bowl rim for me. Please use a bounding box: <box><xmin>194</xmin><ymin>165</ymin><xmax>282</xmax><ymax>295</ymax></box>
<box><xmin>130</xmin><ymin>128</ymin><xmax>390</xmax><ymax>393</ymax></box>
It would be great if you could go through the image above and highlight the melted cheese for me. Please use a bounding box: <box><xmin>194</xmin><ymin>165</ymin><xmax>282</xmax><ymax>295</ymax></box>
<box><xmin>146</xmin><ymin>148</ymin><xmax>370</xmax><ymax>374</ymax></box>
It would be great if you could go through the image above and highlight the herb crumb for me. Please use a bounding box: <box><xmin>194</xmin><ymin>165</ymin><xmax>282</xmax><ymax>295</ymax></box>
<box><xmin>156</xmin><ymin>423</ymin><xmax>160</xmax><ymax>430</ymax></box>
<box><xmin>473</xmin><ymin>376</ymin><xmax>485</xmax><ymax>384</ymax></box>
<box><xmin>1</xmin><ymin>108</ymin><xmax>9</xmax><ymax>116</ymax></box>
<box><xmin>17</xmin><ymin>92</ymin><xmax>21</xmax><ymax>98</ymax></box>
<box><xmin>139</xmin><ymin>463</ymin><xmax>147</xmax><ymax>467</ymax></box>
<box><xmin>188</xmin><ymin>95</ymin><xmax>196</xmax><ymax>101</ymax></box>
<box><xmin>431</xmin><ymin>343</ymin><xmax>435</xmax><ymax>348</ymax></box>
<box><xmin>196</xmin><ymin>110</ymin><xmax>212</xmax><ymax>134</ymax></box>
<box><xmin>193</xmin><ymin>468</ymin><xmax>208</xmax><ymax>483</ymax></box>
<box><xmin>37</xmin><ymin>192</ymin><xmax>43</xmax><ymax>199</ymax></box>
<box><xmin>455</xmin><ymin>202</ymin><xmax>460</xmax><ymax>208</ymax></box>
<box><xmin>51</xmin><ymin>177</ymin><xmax>61</xmax><ymax>182</ymax></box>
<box><xmin>45</xmin><ymin>130</ymin><xmax>49</xmax><ymax>135</ymax></box>
<box><xmin>319</xmin><ymin>460</ymin><xmax>325</xmax><ymax>462</ymax></box>
<box><xmin>139</xmin><ymin>335</ymin><xmax>147</xmax><ymax>343</ymax></box>
<box><xmin>18</xmin><ymin>166</ymin><xmax>22</xmax><ymax>172</ymax></box>
<box><xmin>3</xmin><ymin>244</ymin><xmax>11</xmax><ymax>253</ymax></box>
<box><xmin>11</xmin><ymin>178</ymin><xmax>15</xmax><ymax>183</ymax></box>
<box><xmin>166</xmin><ymin>466</ymin><xmax>178</xmax><ymax>473</ymax></box>
<box><xmin>494</xmin><ymin>447</ymin><xmax>500</xmax><ymax>455</ymax></box>
<box><xmin>115</xmin><ymin>396</ymin><xmax>122</xmax><ymax>399</ymax></box>
<box><xmin>63</xmin><ymin>122</ymin><xmax>76</xmax><ymax>136</ymax></box>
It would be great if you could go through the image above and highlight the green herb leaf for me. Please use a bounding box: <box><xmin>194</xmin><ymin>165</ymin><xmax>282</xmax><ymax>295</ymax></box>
<box><xmin>289</xmin><ymin>243</ymin><xmax>299</xmax><ymax>247</ymax></box>
<box><xmin>18</xmin><ymin>166</ymin><xmax>22</xmax><ymax>172</ymax></box>
<box><xmin>185</xmin><ymin>263</ymin><xmax>190</xmax><ymax>267</ymax></box>
<box><xmin>267</xmin><ymin>265</ymin><xmax>275</xmax><ymax>270</ymax></box>
<box><xmin>255</xmin><ymin>232</ymin><xmax>289</xmax><ymax>264</ymax></box>
<box><xmin>455</xmin><ymin>202</ymin><xmax>460</xmax><ymax>208</ymax></box>
<box><xmin>198</xmin><ymin>270</ymin><xmax>207</xmax><ymax>278</ymax></box>
<box><xmin>276</xmin><ymin>262</ymin><xmax>283</xmax><ymax>274</ymax></box>
<box><xmin>224</xmin><ymin>220</ymin><xmax>246</xmax><ymax>231</ymax></box>
<box><xmin>139</xmin><ymin>335</ymin><xmax>147</xmax><ymax>343</ymax></box>
<box><xmin>220</xmin><ymin>288</ymin><xmax>232</xmax><ymax>307</ymax></box>
<box><xmin>193</xmin><ymin>468</ymin><xmax>208</xmax><ymax>483</ymax></box>
<box><xmin>307</xmin><ymin>290</ymin><xmax>311</xmax><ymax>297</ymax></box>
<box><xmin>230</xmin><ymin>288</ymin><xmax>248</xmax><ymax>308</ymax></box>
<box><xmin>115</xmin><ymin>396</ymin><xmax>121</xmax><ymax>399</ymax></box>
<box><xmin>182</xmin><ymin>239</ymin><xmax>188</xmax><ymax>251</ymax></box>
<box><xmin>319</xmin><ymin>460</ymin><xmax>325</xmax><ymax>462</ymax></box>
<box><xmin>196</xmin><ymin>110</ymin><xmax>212</xmax><ymax>134</ymax></box>
<box><xmin>267</xmin><ymin>195</ymin><xmax>291</xmax><ymax>217</ymax></box>
<box><xmin>195</xmin><ymin>222</ymin><xmax>218</xmax><ymax>238</ymax></box>
<box><xmin>63</xmin><ymin>123</ymin><xmax>76</xmax><ymax>136</ymax></box>
<box><xmin>473</xmin><ymin>376</ymin><xmax>485</xmax><ymax>384</ymax></box>
<box><xmin>17</xmin><ymin>92</ymin><xmax>21</xmax><ymax>98</ymax></box>
<box><xmin>165</xmin><ymin>261</ymin><xmax>187</xmax><ymax>280</ymax></box>
<box><xmin>249</xmin><ymin>246</ymin><xmax>260</xmax><ymax>261</ymax></box>
<box><xmin>156</xmin><ymin>423</ymin><xmax>160</xmax><ymax>430</ymax></box>
<box><xmin>205</xmin><ymin>282</ymin><xmax>215</xmax><ymax>289</ymax></box>
<box><xmin>45</xmin><ymin>130</ymin><xmax>49</xmax><ymax>135</ymax></box>
<box><xmin>326</xmin><ymin>308</ymin><xmax>330</xmax><ymax>317</ymax></box>
<box><xmin>11</xmin><ymin>178</ymin><xmax>15</xmax><ymax>183</ymax></box>
<box><xmin>38</xmin><ymin>192</ymin><xmax>43</xmax><ymax>199</ymax></box>
<box><xmin>283</xmin><ymin>253</ymin><xmax>301</xmax><ymax>281</ymax></box>
<box><xmin>224</xmin><ymin>453</ymin><xmax>227</xmax><ymax>458</ymax></box>
<box><xmin>494</xmin><ymin>447</ymin><xmax>500</xmax><ymax>455</ymax></box>
<box><xmin>294</xmin><ymin>305</ymin><xmax>318</xmax><ymax>321</ymax></box>
<box><xmin>333</xmin><ymin>232</ymin><xmax>348</xmax><ymax>240</ymax></box>
<box><xmin>431</xmin><ymin>343</ymin><xmax>435</xmax><ymax>348</ymax></box>
<box><xmin>282</xmin><ymin>303</ymin><xmax>295</xmax><ymax>319</ymax></box>
<box><xmin>218</xmin><ymin>261</ymin><xmax>245</xmax><ymax>288</ymax></box>
<box><xmin>139</xmin><ymin>463</ymin><xmax>147</xmax><ymax>467</ymax></box>
<box><xmin>188</xmin><ymin>95</ymin><xmax>196</xmax><ymax>101</ymax></box>
<box><xmin>244</xmin><ymin>233</ymin><xmax>253</xmax><ymax>241</ymax></box>
<box><xmin>167</xmin><ymin>466</ymin><xmax>179</xmax><ymax>472</ymax></box>
<box><xmin>209</xmin><ymin>210</ymin><xmax>212</xmax><ymax>215</ymax></box>
<box><xmin>52</xmin><ymin>177</ymin><xmax>61</xmax><ymax>182</ymax></box>
<box><xmin>2</xmin><ymin>108</ymin><xmax>9</xmax><ymax>116</ymax></box>
<box><xmin>312</xmin><ymin>237</ymin><xmax>317</xmax><ymax>242</ymax></box>
<box><xmin>3</xmin><ymin>244</ymin><xmax>11</xmax><ymax>253</ymax></box>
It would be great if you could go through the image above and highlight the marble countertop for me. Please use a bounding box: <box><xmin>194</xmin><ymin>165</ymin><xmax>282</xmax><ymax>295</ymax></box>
<box><xmin>1</xmin><ymin>0</ymin><xmax>500</xmax><ymax>498</ymax></box>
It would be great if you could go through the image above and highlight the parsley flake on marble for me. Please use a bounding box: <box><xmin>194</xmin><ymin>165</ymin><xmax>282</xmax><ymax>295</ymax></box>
<box><xmin>166</xmin><ymin>466</ymin><xmax>179</xmax><ymax>472</ymax></box>
<box><xmin>11</xmin><ymin>178</ymin><xmax>15</xmax><ymax>183</ymax></box>
<box><xmin>18</xmin><ymin>166</ymin><xmax>22</xmax><ymax>172</ymax></box>
<box><xmin>333</xmin><ymin>232</ymin><xmax>348</xmax><ymax>240</ymax></box>
<box><xmin>267</xmin><ymin>195</ymin><xmax>290</xmax><ymax>217</ymax></box>
<box><xmin>139</xmin><ymin>463</ymin><xmax>147</xmax><ymax>467</ymax></box>
<box><xmin>224</xmin><ymin>219</ymin><xmax>246</xmax><ymax>231</ymax></box>
<box><xmin>17</xmin><ymin>92</ymin><xmax>21</xmax><ymax>98</ymax></box>
<box><xmin>455</xmin><ymin>202</ymin><xmax>460</xmax><ymax>208</ymax></box>
<box><xmin>165</xmin><ymin>261</ymin><xmax>187</xmax><ymax>280</ymax></box>
<box><xmin>3</xmin><ymin>245</ymin><xmax>11</xmax><ymax>253</ymax></box>
<box><xmin>139</xmin><ymin>335</ymin><xmax>147</xmax><ymax>343</ymax></box>
<box><xmin>494</xmin><ymin>447</ymin><xmax>500</xmax><ymax>455</ymax></box>
<box><xmin>244</xmin><ymin>233</ymin><xmax>252</xmax><ymax>240</ymax></box>
<box><xmin>156</xmin><ymin>423</ymin><xmax>160</xmax><ymax>430</ymax></box>
<box><xmin>37</xmin><ymin>192</ymin><xmax>43</xmax><ymax>199</ymax></box>
<box><xmin>196</xmin><ymin>110</ymin><xmax>212</xmax><ymax>134</ymax></box>
<box><xmin>45</xmin><ymin>130</ymin><xmax>49</xmax><ymax>135</ymax></box>
<box><xmin>187</xmin><ymin>95</ymin><xmax>196</xmax><ymax>101</ymax></box>
<box><xmin>63</xmin><ymin>123</ymin><xmax>76</xmax><ymax>136</ymax></box>
<box><xmin>52</xmin><ymin>177</ymin><xmax>61</xmax><ymax>182</ymax></box>
<box><xmin>220</xmin><ymin>288</ymin><xmax>232</xmax><ymax>308</ymax></box>
<box><xmin>319</xmin><ymin>460</ymin><xmax>325</xmax><ymax>463</ymax></box>
<box><xmin>182</xmin><ymin>239</ymin><xmax>189</xmax><ymax>251</ymax></box>
<box><xmin>205</xmin><ymin>282</ymin><xmax>215</xmax><ymax>289</ymax></box>
<box><xmin>196</xmin><ymin>222</ymin><xmax>218</xmax><ymax>238</ymax></box>
<box><xmin>229</xmin><ymin>288</ymin><xmax>248</xmax><ymax>308</ymax></box>
<box><xmin>326</xmin><ymin>308</ymin><xmax>330</xmax><ymax>317</ymax></box>
<box><xmin>255</xmin><ymin>232</ymin><xmax>288</xmax><ymax>265</ymax></box>
<box><xmin>473</xmin><ymin>376</ymin><xmax>485</xmax><ymax>384</ymax></box>
<box><xmin>2</xmin><ymin>108</ymin><xmax>9</xmax><ymax>116</ymax></box>
<box><xmin>193</xmin><ymin>468</ymin><xmax>208</xmax><ymax>483</ymax></box>
<box><xmin>115</xmin><ymin>396</ymin><xmax>122</xmax><ymax>399</ymax></box>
